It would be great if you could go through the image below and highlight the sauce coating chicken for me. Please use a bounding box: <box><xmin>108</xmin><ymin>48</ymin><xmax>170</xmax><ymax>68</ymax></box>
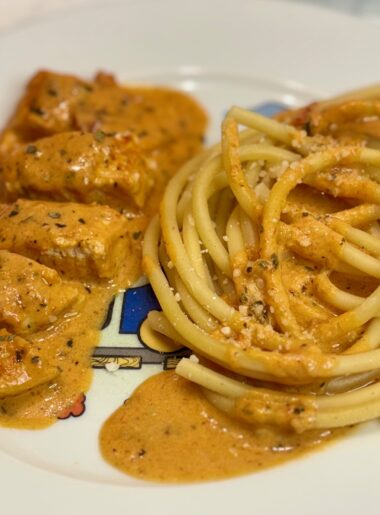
<box><xmin>0</xmin><ymin>329</ymin><xmax>57</xmax><ymax>398</ymax></box>
<box><xmin>0</xmin><ymin>70</ymin><xmax>206</xmax><ymax>152</ymax></box>
<box><xmin>0</xmin><ymin>70</ymin><xmax>207</xmax><ymax>213</ymax></box>
<box><xmin>0</xmin><ymin>70</ymin><xmax>207</xmax><ymax>429</ymax></box>
<box><xmin>1</xmin><ymin>132</ymin><xmax>154</xmax><ymax>210</ymax></box>
<box><xmin>0</xmin><ymin>199</ymin><xmax>131</xmax><ymax>281</ymax></box>
<box><xmin>0</xmin><ymin>250</ymin><xmax>83</xmax><ymax>335</ymax></box>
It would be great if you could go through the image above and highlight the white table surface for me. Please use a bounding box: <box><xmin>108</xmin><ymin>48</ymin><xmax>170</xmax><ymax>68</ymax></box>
<box><xmin>0</xmin><ymin>0</ymin><xmax>380</xmax><ymax>32</ymax></box>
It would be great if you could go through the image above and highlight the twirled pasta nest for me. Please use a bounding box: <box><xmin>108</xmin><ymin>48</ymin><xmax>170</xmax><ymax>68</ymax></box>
<box><xmin>143</xmin><ymin>91</ymin><xmax>380</xmax><ymax>433</ymax></box>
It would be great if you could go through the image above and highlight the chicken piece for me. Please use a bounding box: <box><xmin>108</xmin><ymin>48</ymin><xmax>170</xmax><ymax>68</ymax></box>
<box><xmin>0</xmin><ymin>70</ymin><xmax>207</xmax><ymax>175</ymax></box>
<box><xmin>74</xmin><ymin>72</ymin><xmax>207</xmax><ymax>154</ymax></box>
<box><xmin>0</xmin><ymin>200</ymin><xmax>130</xmax><ymax>281</ymax></box>
<box><xmin>0</xmin><ymin>329</ymin><xmax>58</xmax><ymax>398</ymax></box>
<box><xmin>0</xmin><ymin>250</ymin><xmax>82</xmax><ymax>335</ymax></box>
<box><xmin>0</xmin><ymin>71</ymin><xmax>91</xmax><ymax>152</ymax></box>
<box><xmin>2</xmin><ymin>131</ymin><xmax>153</xmax><ymax>210</ymax></box>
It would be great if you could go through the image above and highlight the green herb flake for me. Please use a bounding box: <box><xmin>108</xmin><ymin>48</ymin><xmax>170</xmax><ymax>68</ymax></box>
<box><xmin>47</xmin><ymin>88</ymin><xmax>58</xmax><ymax>97</ymax></box>
<box><xmin>132</xmin><ymin>231</ymin><xmax>142</xmax><ymax>240</ymax></box>
<box><xmin>271</xmin><ymin>254</ymin><xmax>279</xmax><ymax>269</ymax></box>
<box><xmin>239</xmin><ymin>293</ymin><xmax>248</xmax><ymax>304</ymax></box>
<box><xmin>26</xmin><ymin>145</ymin><xmax>38</xmax><ymax>155</ymax></box>
<box><xmin>94</xmin><ymin>130</ymin><xmax>106</xmax><ymax>142</ymax></box>
<box><xmin>0</xmin><ymin>335</ymin><xmax>14</xmax><ymax>342</ymax></box>
<box><xmin>48</xmin><ymin>212</ymin><xmax>61</xmax><ymax>219</ymax></box>
<box><xmin>30</xmin><ymin>106</ymin><xmax>45</xmax><ymax>116</ymax></box>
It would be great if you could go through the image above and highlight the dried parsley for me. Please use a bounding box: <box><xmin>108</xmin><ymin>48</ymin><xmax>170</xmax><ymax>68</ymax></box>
<box><xmin>26</xmin><ymin>145</ymin><xmax>38</xmax><ymax>155</ymax></box>
<box><xmin>48</xmin><ymin>212</ymin><xmax>61</xmax><ymax>219</ymax></box>
<box><xmin>47</xmin><ymin>88</ymin><xmax>58</xmax><ymax>97</ymax></box>
<box><xmin>94</xmin><ymin>130</ymin><xmax>106</xmax><ymax>142</ymax></box>
<box><xmin>258</xmin><ymin>260</ymin><xmax>269</xmax><ymax>269</ymax></box>
<box><xmin>30</xmin><ymin>106</ymin><xmax>45</xmax><ymax>116</ymax></box>
<box><xmin>271</xmin><ymin>254</ymin><xmax>279</xmax><ymax>269</ymax></box>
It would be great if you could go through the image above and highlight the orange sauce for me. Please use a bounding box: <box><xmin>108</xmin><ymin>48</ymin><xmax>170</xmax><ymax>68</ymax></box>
<box><xmin>100</xmin><ymin>371</ymin><xmax>344</xmax><ymax>483</ymax></box>
<box><xmin>0</xmin><ymin>271</ymin><xmax>139</xmax><ymax>430</ymax></box>
<box><xmin>0</xmin><ymin>72</ymin><xmax>207</xmax><ymax>431</ymax></box>
<box><xmin>0</xmin><ymin>71</ymin><xmax>353</xmax><ymax>484</ymax></box>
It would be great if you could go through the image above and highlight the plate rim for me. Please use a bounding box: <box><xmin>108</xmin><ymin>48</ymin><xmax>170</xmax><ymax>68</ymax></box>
<box><xmin>1</xmin><ymin>1</ymin><xmax>380</xmax><ymax>514</ymax></box>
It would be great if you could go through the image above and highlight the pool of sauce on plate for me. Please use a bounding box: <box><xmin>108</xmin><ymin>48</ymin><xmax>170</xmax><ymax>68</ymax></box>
<box><xmin>0</xmin><ymin>262</ymin><xmax>140</xmax><ymax>430</ymax></box>
<box><xmin>100</xmin><ymin>371</ymin><xmax>345</xmax><ymax>483</ymax></box>
<box><xmin>98</xmin><ymin>190</ymin><xmax>366</xmax><ymax>483</ymax></box>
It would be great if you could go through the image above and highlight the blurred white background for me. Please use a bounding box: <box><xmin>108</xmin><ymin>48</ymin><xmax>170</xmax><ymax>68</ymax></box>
<box><xmin>0</xmin><ymin>0</ymin><xmax>380</xmax><ymax>31</ymax></box>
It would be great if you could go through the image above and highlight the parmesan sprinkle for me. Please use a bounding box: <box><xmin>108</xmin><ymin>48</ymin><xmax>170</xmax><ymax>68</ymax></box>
<box><xmin>239</xmin><ymin>305</ymin><xmax>248</xmax><ymax>316</ymax></box>
<box><xmin>221</xmin><ymin>326</ymin><xmax>232</xmax><ymax>336</ymax></box>
<box><xmin>299</xmin><ymin>236</ymin><xmax>311</xmax><ymax>247</ymax></box>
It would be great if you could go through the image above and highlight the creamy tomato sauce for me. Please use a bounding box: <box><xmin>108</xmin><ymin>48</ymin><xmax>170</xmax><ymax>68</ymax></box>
<box><xmin>0</xmin><ymin>71</ymin><xmax>357</xmax><ymax>484</ymax></box>
<box><xmin>0</xmin><ymin>273</ymin><xmax>138</xmax><ymax>430</ymax></box>
<box><xmin>0</xmin><ymin>70</ymin><xmax>206</xmax><ymax>431</ymax></box>
<box><xmin>100</xmin><ymin>371</ymin><xmax>345</xmax><ymax>483</ymax></box>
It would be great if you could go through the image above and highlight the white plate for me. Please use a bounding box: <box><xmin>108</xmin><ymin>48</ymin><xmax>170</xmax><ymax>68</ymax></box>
<box><xmin>1</xmin><ymin>1</ymin><xmax>380</xmax><ymax>514</ymax></box>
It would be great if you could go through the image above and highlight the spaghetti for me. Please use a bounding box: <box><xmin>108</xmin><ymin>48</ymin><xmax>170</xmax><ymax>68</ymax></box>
<box><xmin>143</xmin><ymin>87</ymin><xmax>380</xmax><ymax>434</ymax></box>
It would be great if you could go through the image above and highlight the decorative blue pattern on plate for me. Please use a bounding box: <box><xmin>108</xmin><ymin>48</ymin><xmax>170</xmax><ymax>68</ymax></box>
<box><xmin>119</xmin><ymin>284</ymin><xmax>160</xmax><ymax>334</ymax></box>
<box><xmin>250</xmin><ymin>102</ymin><xmax>286</xmax><ymax>117</ymax></box>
